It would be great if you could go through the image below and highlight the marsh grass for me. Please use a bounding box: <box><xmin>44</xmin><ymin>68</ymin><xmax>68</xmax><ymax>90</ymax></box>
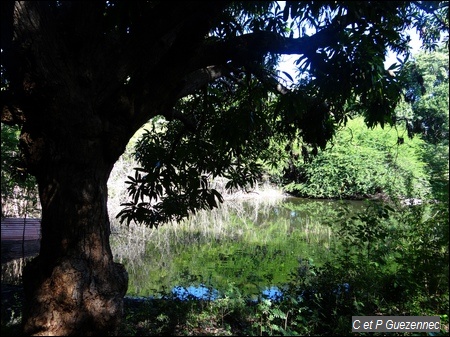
<box><xmin>2</xmin><ymin>200</ymin><xmax>449</xmax><ymax>336</ymax></box>
<box><xmin>109</xmin><ymin>193</ymin><xmax>339</xmax><ymax>301</ymax></box>
<box><xmin>111</xmin><ymin>184</ymin><xmax>288</xmax><ymax>255</ymax></box>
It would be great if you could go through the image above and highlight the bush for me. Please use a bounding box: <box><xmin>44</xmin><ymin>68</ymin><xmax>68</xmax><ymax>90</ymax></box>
<box><xmin>277</xmin><ymin>117</ymin><xmax>432</xmax><ymax>200</ymax></box>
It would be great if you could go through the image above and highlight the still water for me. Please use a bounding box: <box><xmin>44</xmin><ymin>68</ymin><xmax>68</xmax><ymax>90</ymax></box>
<box><xmin>111</xmin><ymin>197</ymin><xmax>365</xmax><ymax>300</ymax></box>
<box><xmin>1</xmin><ymin>197</ymin><xmax>365</xmax><ymax>301</ymax></box>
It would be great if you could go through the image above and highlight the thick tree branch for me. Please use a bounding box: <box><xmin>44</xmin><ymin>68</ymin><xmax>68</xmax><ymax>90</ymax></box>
<box><xmin>172</xmin><ymin>21</ymin><xmax>345</xmax><ymax>99</ymax></box>
<box><xmin>176</xmin><ymin>65</ymin><xmax>232</xmax><ymax>99</ymax></box>
<box><xmin>161</xmin><ymin>108</ymin><xmax>198</xmax><ymax>133</ymax></box>
<box><xmin>193</xmin><ymin>17</ymin><xmax>345</xmax><ymax>68</ymax></box>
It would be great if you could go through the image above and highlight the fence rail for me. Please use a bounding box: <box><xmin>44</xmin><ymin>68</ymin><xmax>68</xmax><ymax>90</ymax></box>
<box><xmin>1</xmin><ymin>218</ymin><xmax>41</xmax><ymax>241</ymax></box>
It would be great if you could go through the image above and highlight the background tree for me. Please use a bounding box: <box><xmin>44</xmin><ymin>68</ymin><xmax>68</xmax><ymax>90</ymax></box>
<box><xmin>0</xmin><ymin>1</ymin><xmax>447</xmax><ymax>335</ymax></box>
<box><xmin>266</xmin><ymin>47</ymin><xmax>449</xmax><ymax>201</ymax></box>
<box><xmin>278</xmin><ymin>116</ymin><xmax>432</xmax><ymax>200</ymax></box>
<box><xmin>1</xmin><ymin>124</ymin><xmax>40</xmax><ymax>217</ymax></box>
<box><xmin>400</xmin><ymin>46</ymin><xmax>449</xmax><ymax>144</ymax></box>
<box><xmin>398</xmin><ymin>46</ymin><xmax>449</xmax><ymax>201</ymax></box>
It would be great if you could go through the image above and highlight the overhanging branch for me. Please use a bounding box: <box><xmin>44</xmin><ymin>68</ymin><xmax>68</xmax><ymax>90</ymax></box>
<box><xmin>176</xmin><ymin>65</ymin><xmax>231</xmax><ymax>99</ymax></box>
<box><xmin>173</xmin><ymin>22</ymin><xmax>345</xmax><ymax>98</ymax></box>
<box><xmin>161</xmin><ymin>108</ymin><xmax>198</xmax><ymax>133</ymax></box>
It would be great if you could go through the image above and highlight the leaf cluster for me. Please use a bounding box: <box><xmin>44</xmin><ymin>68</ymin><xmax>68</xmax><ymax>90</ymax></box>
<box><xmin>1</xmin><ymin>124</ymin><xmax>40</xmax><ymax>217</ymax></box>
<box><xmin>118</xmin><ymin>77</ymin><xmax>278</xmax><ymax>227</ymax></box>
<box><xmin>280</xmin><ymin>116</ymin><xmax>432</xmax><ymax>200</ymax></box>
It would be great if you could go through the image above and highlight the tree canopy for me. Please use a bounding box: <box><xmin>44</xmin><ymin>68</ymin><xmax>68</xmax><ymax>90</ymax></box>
<box><xmin>400</xmin><ymin>45</ymin><xmax>449</xmax><ymax>143</ymax></box>
<box><xmin>114</xmin><ymin>1</ymin><xmax>449</xmax><ymax>227</ymax></box>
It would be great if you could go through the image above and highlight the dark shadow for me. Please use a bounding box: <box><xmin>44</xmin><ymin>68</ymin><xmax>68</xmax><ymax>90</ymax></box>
<box><xmin>1</xmin><ymin>240</ymin><xmax>40</xmax><ymax>264</ymax></box>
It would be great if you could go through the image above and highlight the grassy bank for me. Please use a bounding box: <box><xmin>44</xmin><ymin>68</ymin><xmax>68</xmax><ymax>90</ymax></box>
<box><xmin>2</xmin><ymin>198</ymin><xmax>448</xmax><ymax>336</ymax></box>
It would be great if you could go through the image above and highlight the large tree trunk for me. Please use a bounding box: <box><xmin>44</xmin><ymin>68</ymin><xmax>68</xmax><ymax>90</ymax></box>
<box><xmin>20</xmin><ymin>124</ymin><xmax>129</xmax><ymax>335</ymax></box>
<box><xmin>5</xmin><ymin>1</ymin><xmax>213</xmax><ymax>334</ymax></box>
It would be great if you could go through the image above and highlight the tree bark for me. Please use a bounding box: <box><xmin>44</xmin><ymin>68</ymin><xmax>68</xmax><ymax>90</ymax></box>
<box><xmin>20</xmin><ymin>128</ymin><xmax>129</xmax><ymax>335</ymax></box>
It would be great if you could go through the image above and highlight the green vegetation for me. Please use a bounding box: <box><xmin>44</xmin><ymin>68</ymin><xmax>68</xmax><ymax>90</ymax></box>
<box><xmin>271</xmin><ymin>116</ymin><xmax>432</xmax><ymax>200</ymax></box>
<box><xmin>117</xmin><ymin>200</ymin><xmax>448</xmax><ymax>336</ymax></box>
<box><xmin>407</xmin><ymin>47</ymin><xmax>449</xmax><ymax>203</ymax></box>
<box><xmin>2</xmin><ymin>201</ymin><xmax>448</xmax><ymax>336</ymax></box>
<box><xmin>1</xmin><ymin>124</ymin><xmax>40</xmax><ymax>218</ymax></box>
<box><xmin>114</xmin><ymin>198</ymin><xmax>337</xmax><ymax>299</ymax></box>
<box><xmin>1</xmin><ymin>4</ymin><xmax>448</xmax><ymax>335</ymax></box>
<box><xmin>122</xmin><ymin>201</ymin><xmax>450</xmax><ymax>336</ymax></box>
<box><xmin>262</xmin><ymin>46</ymin><xmax>449</xmax><ymax>204</ymax></box>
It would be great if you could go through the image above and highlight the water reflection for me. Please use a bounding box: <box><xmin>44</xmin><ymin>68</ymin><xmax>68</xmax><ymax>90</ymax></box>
<box><xmin>1</xmin><ymin>240</ymin><xmax>40</xmax><ymax>285</ymax></box>
<box><xmin>167</xmin><ymin>282</ymin><xmax>349</xmax><ymax>302</ymax></box>
<box><xmin>170</xmin><ymin>284</ymin><xmax>282</xmax><ymax>301</ymax></box>
<box><xmin>171</xmin><ymin>285</ymin><xmax>220</xmax><ymax>300</ymax></box>
<box><xmin>111</xmin><ymin>197</ymin><xmax>364</xmax><ymax>299</ymax></box>
<box><xmin>2</xmin><ymin>197</ymin><xmax>365</xmax><ymax>300</ymax></box>
<box><xmin>262</xmin><ymin>286</ymin><xmax>283</xmax><ymax>301</ymax></box>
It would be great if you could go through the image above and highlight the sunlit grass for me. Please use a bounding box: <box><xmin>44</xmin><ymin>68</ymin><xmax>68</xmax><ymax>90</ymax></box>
<box><xmin>2</xmin><ymin>200</ymin><xmax>449</xmax><ymax>336</ymax></box>
<box><xmin>109</xmin><ymin>194</ymin><xmax>340</xmax><ymax>300</ymax></box>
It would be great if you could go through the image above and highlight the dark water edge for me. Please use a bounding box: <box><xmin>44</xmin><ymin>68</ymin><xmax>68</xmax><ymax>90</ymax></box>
<box><xmin>1</xmin><ymin>240</ymin><xmax>40</xmax><ymax>264</ymax></box>
<box><xmin>1</xmin><ymin>240</ymin><xmax>40</xmax><ymax>326</ymax></box>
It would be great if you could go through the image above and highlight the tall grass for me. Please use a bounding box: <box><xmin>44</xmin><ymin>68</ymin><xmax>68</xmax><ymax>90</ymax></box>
<box><xmin>3</xmin><ymin>200</ymin><xmax>448</xmax><ymax>336</ymax></box>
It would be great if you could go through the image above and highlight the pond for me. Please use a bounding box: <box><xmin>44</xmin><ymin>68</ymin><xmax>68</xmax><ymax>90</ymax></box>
<box><xmin>1</xmin><ymin>196</ymin><xmax>366</xmax><ymax>301</ymax></box>
<box><xmin>110</xmin><ymin>196</ymin><xmax>366</xmax><ymax>301</ymax></box>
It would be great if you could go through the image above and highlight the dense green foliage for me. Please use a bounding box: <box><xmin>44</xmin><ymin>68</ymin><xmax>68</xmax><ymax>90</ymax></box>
<box><xmin>282</xmin><ymin>202</ymin><xmax>448</xmax><ymax>335</ymax></box>
<box><xmin>276</xmin><ymin>116</ymin><xmax>432</xmax><ymax>200</ymax></box>
<box><xmin>114</xmin><ymin>1</ymin><xmax>448</xmax><ymax>227</ymax></box>
<box><xmin>3</xmin><ymin>198</ymin><xmax>448</xmax><ymax>336</ymax></box>
<box><xmin>0</xmin><ymin>124</ymin><xmax>39</xmax><ymax>218</ymax></box>
<box><xmin>400</xmin><ymin>47</ymin><xmax>449</xmax><ymax>145</ymax></box>
<box><xmin>263</xmin><ymin>47</ymin><xmax>449</xmax><ymax>202</ymax></box>
<box><xmin>401</xmin><ymin>47</ymin><xmax>449</xmax><ymax>202</ymax></box>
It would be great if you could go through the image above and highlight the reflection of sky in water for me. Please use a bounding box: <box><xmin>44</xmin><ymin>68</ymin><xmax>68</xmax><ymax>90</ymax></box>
<box><xmin>171</xmin><ymin>285</ymin><xmax>285</xmax><ymax>301</ymax></box>
<box><xmin>262</xmin><ymin>286</ymin><xmax>283</xmax><ymax>300</ymax></box>
<box><xmin>171</xmin><ymin>285</ymin><xmax>219</xmax><ymax>300</ymax></box>
<box><xmin>170</xmin><ymin>283</ymin><xmax>349</xmax><ymax>301</ymax></box>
